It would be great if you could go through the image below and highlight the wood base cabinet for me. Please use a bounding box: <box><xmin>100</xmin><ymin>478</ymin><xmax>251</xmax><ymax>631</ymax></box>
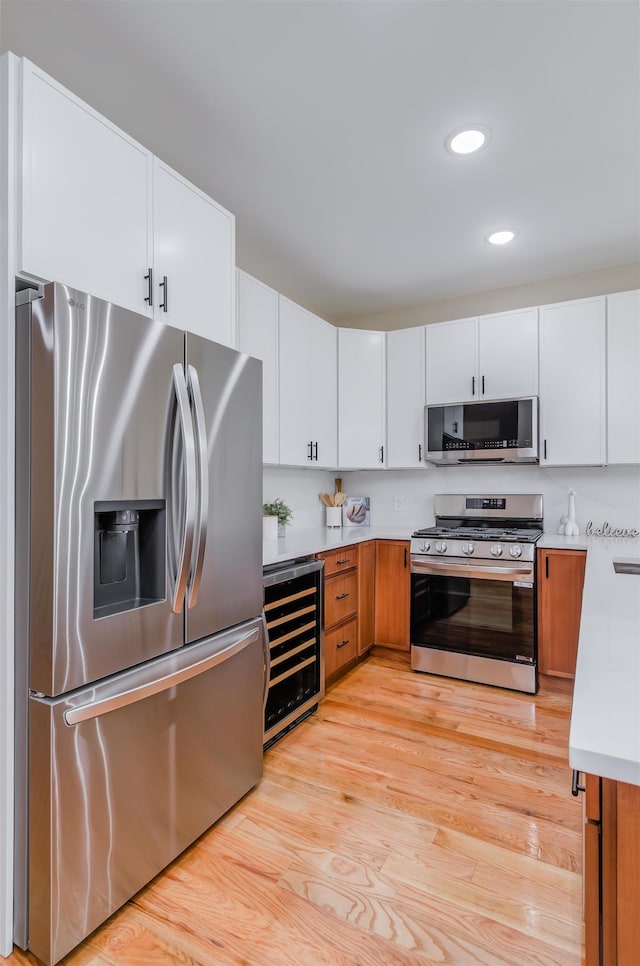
<box><xmin>317</xmin><ymin>541</ymin><xmax>376</xmax><ymax>685</ymax></box>
<box><xmin>582</xmin><ymin>773</ymin><xmax>640</xmax><ymax>965</ymax></box>
<box><xmin>537</xmin><ymin>548</ymin><xmax>586</xmax><ymax>677</ymax></box>
<box><xmin>374</xmin><ymin>540</ymin><xmax>410</xmax><ymax>650</ymax></box>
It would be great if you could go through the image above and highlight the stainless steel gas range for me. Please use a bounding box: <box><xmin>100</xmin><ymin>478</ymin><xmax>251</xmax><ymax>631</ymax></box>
<box><xmin>410</xmin><ymin>494</ymin><xmax>543</xmax><ymax>693</ymax></box>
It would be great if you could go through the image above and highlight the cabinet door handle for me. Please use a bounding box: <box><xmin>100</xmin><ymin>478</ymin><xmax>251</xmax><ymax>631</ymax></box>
<box><xmin>418</xmin><ymin>443</ymin><xmax>422</xmax><ymax>462</ymax></box>
<box><xmin>337</xmin><ymin>558</ymin><xmax>350</xmax><ymax>565</ymax></box>
<box><xmin>336</xmin><ymin>592</ymin><xmax>350</xmax><ymax>600</ymax></box>
<box><xmin>544</xmin><ymin>439</ymin><xmax>547</xmax><ymax>460</ymax></box>
<box><xmin>571</xmin><ymin>770</ymin><xmax>586</xmax><ymax>797</ymax></box>
<box><xmin>159</xmin><ymin>275</ymin><xmax>168</xmax><ymax>313</ymax></box>
<box><xmin>481</xmin><ymin>375</ymin><xmax>485</xmax><ymax>395</ymax></box>
<box><xmin>144</xmin><ymin>268</ymin><xmax>153</xmax><ymax>307</ymax></box>
<box><xmin>472</xmin><ymin>375</ymin><xmax>475</xmax><ymax>396</ymax></box>
<box><xmin>337</xmin><ymin>639</ymin><xmax>350</xmax><ymax>649</ymax></box>
<box><xmin>307</xmin><ymin>441</ymin><xmax>313</xmax><ymax>461</ymax></box>
<box><xmin>404</xmin><ymin>547</ymin><xmax>408</xmax><ymax>568</ymax></box>
<box><xmin>379</xmin><ymin>445</ymin><xmax>384</xmax><ymax>463</ymax></box>
<box><xmin>313</xmin><ymin>441</ymin><xmax>318</xmax><ymax>461</ymax></box>
<box><xmin>545</xmin><ymin>555</ymin><xmax>549</xmax><ymax>579</ymax></box>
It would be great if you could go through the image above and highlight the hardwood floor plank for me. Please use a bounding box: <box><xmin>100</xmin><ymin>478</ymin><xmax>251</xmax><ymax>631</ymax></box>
<box><xmin>6</xmin><ymin>655</ymin><xmax>583</xmax><ymax>966</ymax></box>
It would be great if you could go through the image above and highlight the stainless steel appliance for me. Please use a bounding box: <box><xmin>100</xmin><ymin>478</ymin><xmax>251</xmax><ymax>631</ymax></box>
<box><xmin>425</xmin><ymin>396</ymin><xmax>539</xmax><ymax>464</ymax></box>
<box><xmin>14</xmin><ymin>283</ymin><xmax>265</xmax><ymax>965</ymax></box>
<box><xmin>410</xmin><ymin>494</ymin><xmax>543</xmax><ymax>693</ymax></box>
<box><xmin>263</xmin><ymin>557</ymin><xmax>324</xmax><ymax>748</ymax></box>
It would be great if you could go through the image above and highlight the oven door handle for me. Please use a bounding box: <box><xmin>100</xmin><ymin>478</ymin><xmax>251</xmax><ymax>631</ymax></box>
<box><xmin>410</xmin><ymin>557</ymin><xmax>533</xmax><ymax>582</ymax></box>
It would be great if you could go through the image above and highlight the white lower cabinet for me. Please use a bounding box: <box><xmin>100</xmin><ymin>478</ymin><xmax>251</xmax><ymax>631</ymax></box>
<box><xmin>153</xmin><ymin>160</ymin><xmax>235</xmax><ymax>345</ymax></box>
<box><xmin>386</xmin><ymin>326</ymin><xmax>426</xmax><ymax>468</ymax></box>
<box><xmin>279</xmin><ymin>296</ymin><xmax>337</xmax><ymax>468</ymax></box>
<box><xmin>236</xmin><ymin>270</ymin><xmax>279</xmax><ymax>464</ymax></box>
<box><xmin>338</xmin><ymin>329</ymin><xmax>386</xmax><ymax>468</ymax></box>
<box><xmin>607</xmin><ymin>290</ymin><xmax>640</xmax><ymax>465</ymax></box>
<box><xmin>539</xmin><ymin>297</ymin><xmax>606</xmax><ymax>466</ymax></box>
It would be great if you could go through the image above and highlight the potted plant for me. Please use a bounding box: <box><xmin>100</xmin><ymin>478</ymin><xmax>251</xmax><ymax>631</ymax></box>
<box><xmin>262</xmin><ymin>498</ymin><xmax>293</xmax><ymax>538</ymax></box>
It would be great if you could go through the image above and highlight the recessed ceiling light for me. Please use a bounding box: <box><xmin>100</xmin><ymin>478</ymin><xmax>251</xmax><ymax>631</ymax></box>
<box><xmin>447</xmin><ymin>127</ymin><xmax>490</xmax><ymax>155</ymax></box>
<box><xmin>487</xmin><ymin>230</ymin><xmax>516</xmax><ymax>245</ymax></box>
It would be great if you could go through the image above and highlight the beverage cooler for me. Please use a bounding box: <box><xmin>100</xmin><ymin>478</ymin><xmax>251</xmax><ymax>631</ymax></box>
<box><xmin>263</xmin><ymin>558</ymin><xmax>324</xmax><ymax>748</ymax></box>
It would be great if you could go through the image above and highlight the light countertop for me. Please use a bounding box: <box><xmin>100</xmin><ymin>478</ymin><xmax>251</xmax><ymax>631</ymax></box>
<box><xmin>568</xmin><ymin>536</ymin><xmax>640</xmax><ymax>786</ymax></box>
<box><xmin>263</xmin><ymin>526</ymin><xmax>410</xmax><ymax>566</ymax></box>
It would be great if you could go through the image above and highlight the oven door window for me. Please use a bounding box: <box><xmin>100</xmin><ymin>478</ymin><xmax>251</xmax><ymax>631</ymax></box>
<box><xmin>411</xmin><ymin>573</ymin><xmax>535</xmax><ymax>662</ymax></box>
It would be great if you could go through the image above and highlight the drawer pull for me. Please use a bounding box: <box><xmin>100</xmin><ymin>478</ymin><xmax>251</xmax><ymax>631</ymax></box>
<box><xmin>571</xmin><ymin>769</ymin><xmax>586</xmax><ymax>797</ymax></box>
<box><xmin>337</xmin><ymin>558</ymin><xmax>350</xmax><ymax>565</ymax></box>
<box><xmin>336</xmin><ymin>592</ymin><xmax>350</xmax><ymax>600</ymax></box>
<box><xmin>336</xmin><ymin>639</ymin><xmax>350</xmax><ymax>649</ymax></box>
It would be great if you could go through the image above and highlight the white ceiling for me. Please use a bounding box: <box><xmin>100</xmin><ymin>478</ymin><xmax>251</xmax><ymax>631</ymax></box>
<box><xmin>1</xmin><ymin>0</ymin><xmax>639</xmax><ymax>322</ymax></box>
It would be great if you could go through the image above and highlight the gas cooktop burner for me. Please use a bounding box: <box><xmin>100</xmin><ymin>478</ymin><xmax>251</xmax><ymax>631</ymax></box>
<box><xmin>412</xmin><ymin>525</ymin><xmax>543</xmax><ymax>544</ymax></box>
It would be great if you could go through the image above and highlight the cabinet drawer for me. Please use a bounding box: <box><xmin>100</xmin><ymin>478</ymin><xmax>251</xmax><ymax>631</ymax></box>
<box><xmin>321</xmin><ymin>545</ymin><xmax>358</xmax><ymax>577</ymax></box>
<box><xmin>324</xmin><ymin>572</ymin><xmax>358</xmax><ymax>626</ymax></box>
<box><xmin>324</xmin><ymin>619</ymin><xmax>358</xmax><ymax>679</ymax></box>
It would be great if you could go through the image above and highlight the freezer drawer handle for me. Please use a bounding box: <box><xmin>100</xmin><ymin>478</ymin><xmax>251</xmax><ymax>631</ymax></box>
<box><xmin>171</xmin><ymin>364</ymin><xmax>197</xmax><ymax>613</ymax></box>
<box><xmin>187</xmin><ymin>364</ymin><xmax>209</xmax><ymax>609</ymax></box>
<box><xmin>64</xmin><ymin>628</ymin><xmax>260</xmax><ymax>726</ymax></box>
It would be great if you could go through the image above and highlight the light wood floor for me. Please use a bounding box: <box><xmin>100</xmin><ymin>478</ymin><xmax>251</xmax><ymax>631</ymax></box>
<box><xmin>9</xmin><ymin>650</ymin><xmax>583</xmax><ymax>965</ymax></box>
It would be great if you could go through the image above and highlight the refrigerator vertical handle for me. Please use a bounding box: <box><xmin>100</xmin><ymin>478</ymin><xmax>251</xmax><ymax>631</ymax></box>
<box><xmin>171</xmin><ymin>364</ymin><xmax>197</xmax><ymax>613</ymax></box>
<box><xmin>261</xmin><ymin>610</ymin><xmax>271</xmax><ymax>713</ymax></box>
<box><xmin>187</xmin><ymin>364</ymin><xmax>209</xmax><ymax>609</ymax></box>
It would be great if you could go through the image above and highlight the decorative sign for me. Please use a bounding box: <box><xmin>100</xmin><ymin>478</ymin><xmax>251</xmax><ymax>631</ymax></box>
<box><xmin>586</xmin><ymin>521</ymin><xmax>640</xmax><ymax>537</ymax></box>
<box><xmin>343</xmin><ymin>496</ymin><xmax>370</xmax><ymax>527</ymax></box>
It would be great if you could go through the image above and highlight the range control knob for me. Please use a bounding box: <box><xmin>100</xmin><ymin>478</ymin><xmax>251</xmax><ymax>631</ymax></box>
<box><xmin>461</xmin><ymin>543</ymin><xmax>474</xmax><ymax>556</ymax></box>
<box><xmin>435</xmin><ymin>541</ymin><xmax>447</xmax><ymax>554</ymax></box>
<box><xmin>490</xmin><ymin>544</ymin><xmax>503</xmax><ymax>557</ymax></box>
<box><xmin>509</xmin><ymin>545</ymin><xmax>523</xmax><ymax>558</ymax></box>
<box><xmin>419</xmin><ymin>541</ymin><xmax>431</xmax><ymax>553</ymax></box>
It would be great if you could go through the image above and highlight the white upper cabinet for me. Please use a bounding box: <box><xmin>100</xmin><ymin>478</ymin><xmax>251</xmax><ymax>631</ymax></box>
<box><xmin>153</xmin><ymin>160</ymin><xmax>235</xmax><ymax>345</ymax></box>
<box><xmin>20</xmin><ymin>59</ymin><xmax>151</xmax><ymax>314</ymax></box>
<box><xmin>539</xmin><ymin>296</ymin><xmax>606</xmax><ymax>466</ymax></box>
<box><xmin>236</xmin><ymin>270</ymin><xmax>279</xmax><ymax>465</ymax></box>
<box><xmin>338</xmin><ymin>329</ymin><xmax>386</xmax><ymax>469</ymax></box>
<box><xmin>607</xmin><ymin>290</ymin><xmax>640</xmax><ymax>465</ymax></box>
<box><xmin>425</xmin><ymin>310</ymin><xmax>538</xmax><ymax>404</ymax></box>
<box><xmin>425</xmin><ymin>318</ymin><xmax>477</xmax><ymax>404</ymax></box>
<box><xmin>19</xmin><ymin>59</ymin><xmax>235</xmax><ymax>343</ymax></box>
<box><xmin>279</xmin><ymin>296</ymin><xmax>337</xmax><ymax>468</ymax></box>
<box><xmin>478</xmin><ymin>308</ymin><xmax>539</xmax><ymax>399</ymax></box>
<box><xmin>386</xmin><ymin>326</ymin><xmax>426</xmax><ymax>468</ymax></box>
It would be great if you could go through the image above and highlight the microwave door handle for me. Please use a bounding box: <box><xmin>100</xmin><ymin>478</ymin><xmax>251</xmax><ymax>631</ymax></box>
<box><xmin>64</xmin><ymin>628</ymin><xmax>260</xmax><ymax>726</ymax></box>
<box><xmin>186</xmin><ymin>364</ymin><xmax>209</xmax><ymax>609</ymax></box>
<box><xmin>171</xmin><ymin>363</ymin><xmax>197</xmax><ymax>614</ymax></box>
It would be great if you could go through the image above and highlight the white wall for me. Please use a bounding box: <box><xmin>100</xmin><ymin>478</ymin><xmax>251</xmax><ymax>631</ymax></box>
<box><xmin>266</xmin><ymin>464</ymin><xmax>640</xmax><ymax>536</ymax></box>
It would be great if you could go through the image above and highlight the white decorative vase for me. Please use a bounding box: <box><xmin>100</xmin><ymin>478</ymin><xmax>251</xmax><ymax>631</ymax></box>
<box><xmin>262</xmin><ymin>515</ymin><xmax>278</xmax><ymax>540</ymax></box>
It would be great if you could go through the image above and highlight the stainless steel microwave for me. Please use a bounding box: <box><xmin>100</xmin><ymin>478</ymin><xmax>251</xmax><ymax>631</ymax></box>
<box><xmin>425</xmin><ymin>396</ymin><xmax>539</xmax><ymax>465</ymax></box>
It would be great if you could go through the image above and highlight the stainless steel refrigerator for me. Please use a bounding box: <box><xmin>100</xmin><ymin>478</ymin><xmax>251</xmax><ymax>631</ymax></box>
<box><xmin>14</xmin><ymin>282</ymin><xmax>265</xmax><ymax>965</ymax></box>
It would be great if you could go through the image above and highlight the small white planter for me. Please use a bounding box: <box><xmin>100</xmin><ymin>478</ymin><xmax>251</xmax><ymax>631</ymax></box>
<box><xmin>262</xmin><ymin>515</ymin><xmax>278</xmax><ymax>540</ymax></box>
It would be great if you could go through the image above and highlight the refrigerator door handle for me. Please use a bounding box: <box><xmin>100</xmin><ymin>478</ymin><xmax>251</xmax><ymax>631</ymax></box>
<box><xmin>64</xmin><ymin>627</ymin><xmax>260</xmax><ymax>726</ymax></box>
<box><xmin>186</xmin><ymin>364</ymin><xmax>209</xmax><ymax>609</ymax></box>
<box><xmin>171</xmin><ymin>363</ymin><xmax>197</xmax><ymax>613</ymax></box>
<box><xmin>261</xmin><ymin>609</ymin><xmax>271</xmax><ymax>712</ymax></box>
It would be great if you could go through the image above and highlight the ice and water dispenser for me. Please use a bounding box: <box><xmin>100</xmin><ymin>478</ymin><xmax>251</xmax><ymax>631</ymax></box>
<box><xmin>94</xmin><ymin>500</ymin><xmax>166</xmax><ymax>618</ymax></box>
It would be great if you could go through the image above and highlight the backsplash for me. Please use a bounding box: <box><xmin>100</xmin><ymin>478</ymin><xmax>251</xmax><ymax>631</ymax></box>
<box><xmin>265</xmin><ymin>464</ymin><xmax>640</xmax><ymax>534</ymax></box>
